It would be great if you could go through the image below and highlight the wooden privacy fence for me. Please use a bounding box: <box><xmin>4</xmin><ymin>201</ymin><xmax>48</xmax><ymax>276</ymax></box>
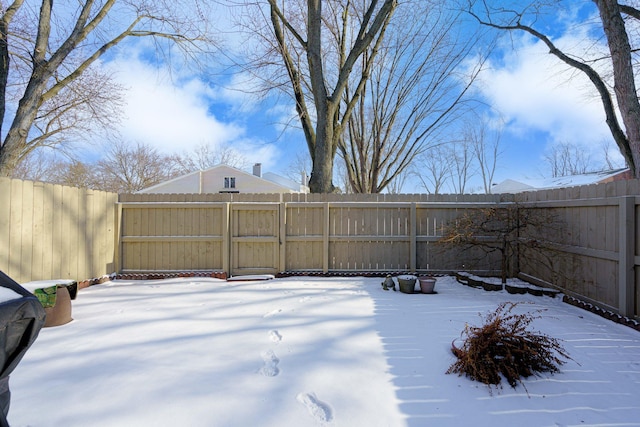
<box><xmin>116</xmin><ymin>193</ymin><xmax>509</xmax><ymax>277</ymax></box>
<box><xmin>516</xmin><ymin>181</ymin><xmax>640</xmax><ymax>318</ymax></box>
<box><xmin>118</xmin><ymin>184</ymin><xmax>639</xmax><ymax>318</ymax></box>
<box><xmin>0</xmin><ymin>177</ymin><xmax>117</xmax><ymax>284</ymax></box>
<box><xmin>1</xmin><ymin>178</ymin><xmax>638</xmax><ymax>318</ymax></box>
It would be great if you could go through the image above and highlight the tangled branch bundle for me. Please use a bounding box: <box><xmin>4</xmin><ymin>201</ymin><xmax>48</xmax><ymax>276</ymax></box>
<box><xmin>447</xmin><ymin>302</ymin><xmax>571</xmax><ymax>389</ymax></box>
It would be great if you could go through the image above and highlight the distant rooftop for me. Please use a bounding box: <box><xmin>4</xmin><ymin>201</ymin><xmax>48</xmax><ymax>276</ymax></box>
<box><xmin>491</xmin><ymin>168</ymin><xmax>631</xmax><ymax>194</ymax></box>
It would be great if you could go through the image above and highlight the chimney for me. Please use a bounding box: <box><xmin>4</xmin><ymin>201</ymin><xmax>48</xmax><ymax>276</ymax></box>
<box><xmin>253</xmin><ymin>163</ymin><xmax>262</xmax><ymax>177</ymax></box>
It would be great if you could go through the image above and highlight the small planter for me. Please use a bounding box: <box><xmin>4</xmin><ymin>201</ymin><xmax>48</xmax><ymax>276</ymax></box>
<box><xmin>466</xmin><ymin>277</ymin><xmax>484</xmax><ymax>288</ymax></box>
<box><xmin>527</xmin><ymin>286</ymin><xmax>544</xmax><ymax>297</ymax></box>
<box><xmin>417</xmin><ymin>276</ymin><xmax>437</xmax><ymax>294</ymax></box>
<box><xmin>505</xmin><ymin>283</ymin><xmax>527</xmax><ymax>295</ymax></box>
<box><xmin>481</xmin><ymin>281</ymin><xmax>503</xmax><ymax>292</ymax></box>
<box><xmin>454</xmin><ymin>272</ymin><xmax>470</xmax><ymax>285</ymax></box>
<box><xmin>397</xmin><ymin>275</ymin><xmax>417</xmax><ymax>294</ymax></box>
<box><xmin>542</xmin><ymin>288</ymin><xmax>561</xmax><ymax>298</ymax></box>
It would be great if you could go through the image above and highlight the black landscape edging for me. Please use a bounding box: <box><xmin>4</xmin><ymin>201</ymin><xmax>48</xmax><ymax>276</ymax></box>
<box><xmin>563</xmin><ymin>294</ymin><xmax>640</xmax><ymax>332</ymax></box>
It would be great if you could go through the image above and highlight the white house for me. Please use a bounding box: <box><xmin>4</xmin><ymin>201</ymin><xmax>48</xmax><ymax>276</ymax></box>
<box><xmin>490</xmin><ymin>168</ymin><xmax>631</xmax><ymax>194</ymax></box>
<box><xmin>138</xmin><ymin>163</ymin><xmax>309</xmax><ymax>194</ymax></box>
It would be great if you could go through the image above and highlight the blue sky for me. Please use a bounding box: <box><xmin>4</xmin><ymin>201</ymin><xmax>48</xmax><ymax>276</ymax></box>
<box><xmin>88</xmin><ymin>1</ymin><xmax>623</xmax><ymax>193</ymax></box>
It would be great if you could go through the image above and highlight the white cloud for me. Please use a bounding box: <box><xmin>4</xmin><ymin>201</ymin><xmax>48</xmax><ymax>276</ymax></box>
<box><xmin>97</xmin><ymin>47</ymin><xmax>282</xmax><ymax>173</ymax></box>
<box><xmin>212</xmin><ymin>71</ymin><xmax>264</xmax><ymax>114</ymax></box>
<box><xmin>104</xmin><ymin>53</ymin><xmax>239</xmax><ymax>154</ymax></box>
<box><xmin>477</xmin><ymin>32</ymin><xmax>612</xmax><ymax>153</ymax></box>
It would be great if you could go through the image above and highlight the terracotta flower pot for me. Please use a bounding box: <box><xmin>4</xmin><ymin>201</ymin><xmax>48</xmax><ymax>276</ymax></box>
<box><xmin>418</xmin><ymin>276</ymin><xmax>436</xmax><ymax>294</ymax></box>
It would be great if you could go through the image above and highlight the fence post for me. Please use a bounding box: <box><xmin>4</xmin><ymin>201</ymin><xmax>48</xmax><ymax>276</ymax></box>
<box><xmin>223</xmin><ymin>202</ymin><xmax>230</xmax><ymax>275</ymax></box>
<box><xmin>279</xmin><ymin>202</ymin><xmax>286</xmax><ymax>273</ymax></box>
<box><xmin>323</xmin><ymin>203</ymin><xmax>330</xmax><ymax>273</ymax></box>
<box><xmin>114</xmin><ymin>201</ymin><xmax>123</xmax><ymax>274</ymax></box>
<box><xmin>619</xmin><ymin>196</ymin><xmax>635</xmax><ymax>317</ymax></box>
<box><xmin>410</xmin><ymin>202</ymin><xmax>416</xmax><ymax>272</ymax></box>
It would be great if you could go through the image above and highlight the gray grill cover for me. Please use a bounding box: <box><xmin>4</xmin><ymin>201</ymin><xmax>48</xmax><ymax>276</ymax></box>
<box><xmin>0</xmin><ymin>271</ymin><xmax>46</xmax><ymax>427</ymax></box>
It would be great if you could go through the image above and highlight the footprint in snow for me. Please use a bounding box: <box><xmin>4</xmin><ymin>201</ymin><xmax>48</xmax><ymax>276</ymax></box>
<box><xmin>297</xmin><ymin>392</ymin><xmax>333</xmax><ymax>423</ymax></box>
<box><xmin>263</xmin><ymin>308</ymin><xmax>282</xmax><ymax>318</ymax></box>
<box><xmin>259</xmin><ymin>350</ymin><xmax>280</xmax><ymax>377</ymax></box>
<box><xmin>268</xmin><ymin>330</ymin><xmax>282</xmax><ymax>343</ymax></box>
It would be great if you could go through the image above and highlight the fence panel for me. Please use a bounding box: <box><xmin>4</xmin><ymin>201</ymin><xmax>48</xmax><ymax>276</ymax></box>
<box><xmin>0</xmin><ymin>178</ymin><xmax>117</xmax><ymax>283</ymax></box>
<box><xmin>328</xmin><ymin>203</ymin><xmax>411</xmax><ymax>271</ymax></box>
<box><xmin>119</xmin><ymin>201</ymin><xmax>228</xmax><ymax>273</ymax></box>
<box><xmin>516</xmin><ymin>189</ymin><xmax>634</xmax><ymax>315</ymax></box>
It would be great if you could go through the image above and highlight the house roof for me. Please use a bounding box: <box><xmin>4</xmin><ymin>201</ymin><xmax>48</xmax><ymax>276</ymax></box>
<box><xmin>491</xmin><ymin>168</ymin><xmax>631</xmax><ymax>194</ymax></box>
<box><xmin>138</xmin><ymin>164</ymin><xmax>308</xmax><ymax>194</ymax></box>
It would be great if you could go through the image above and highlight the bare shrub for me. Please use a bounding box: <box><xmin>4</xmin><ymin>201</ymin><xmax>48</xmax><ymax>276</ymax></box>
<box><xmin>447</xmin><ymin>302</ymin><xmax>571</xmax><ymax>390</ymax></box>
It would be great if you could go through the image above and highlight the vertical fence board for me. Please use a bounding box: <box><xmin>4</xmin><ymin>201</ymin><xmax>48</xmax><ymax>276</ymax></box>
<box><xmin>42</xmin><ymin>185</ymin><xmax>57</xmax><ymax>278</ymax></box>
<box><xmin>0</xmin><ymin>179</ymin><xmax>10</xmax><ymax>275</ymax></box>
<box><xmin>20</xmin><ymin>180</ymin><xmax>34</xmax><ymax>280</ymax></box>
<box><xmin>8</xmin><ymin>180</ymin><xmax>23</xmax><ymax>277</ymax></box>
<box><xmin>30</xmin><ymin>182</ymin><xmax>45</xmax><ymax>279</ymax></box>
<box><xmin>619</xmin><ymin>196</ymin><xmax>635</xmax><ymax>316</ymax></box>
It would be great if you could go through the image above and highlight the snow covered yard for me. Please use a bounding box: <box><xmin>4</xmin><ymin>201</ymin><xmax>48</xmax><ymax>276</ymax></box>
<box><xmin>7</xmin><ymin>276</ymin><xmax>640</xmax><ymax>427</ymax></box>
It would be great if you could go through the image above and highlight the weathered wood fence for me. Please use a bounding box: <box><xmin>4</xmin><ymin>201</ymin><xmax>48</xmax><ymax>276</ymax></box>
<box><xmin>515</xmin><ymin>181</ymin><xmax>640</xmax><ymax>317</ymax></box>
<box><xmin>116</xmin><ymin>192</ymin><xmax>512</xmax><ymax>276</ymax></box>
<box><xmin>1</xmin><ymin>177</ymin><xmax>638</xmax><ymax>318</ymax></box>
<box><xmin>0</xmin><ymin>177</ymin><xmax>117</xmax><ymax>284</ymax></box>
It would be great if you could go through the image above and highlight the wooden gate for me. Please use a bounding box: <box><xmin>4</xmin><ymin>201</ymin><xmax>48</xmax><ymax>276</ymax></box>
<box><xmin>229</xmin><ymin>203</ymin><xmax>281</xmax><ymax>276</ymax></box>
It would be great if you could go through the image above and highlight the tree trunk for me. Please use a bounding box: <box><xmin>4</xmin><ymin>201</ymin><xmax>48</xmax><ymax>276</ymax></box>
<box><xmin>306</xmin><ymin>1</ymin><xmax>336</xmax><ymax>193</ymax></box>
<box><xmin>595</xmin><ymin>0</ymin><xmax>640</xmax><ymax>178</ymax></box>
<box><xmin>0</xmin><ymin>20</ymin><xmax>8</xmax><ymax>139</ymax></box>
<box><xmin>0</xmin><ymin>71</ymin><xmax>51</xmax><ymax>176</ymax></box>
<box><xmin>309</xmin><ymin>105</ymin><xmax>336</xmax><ymax>193</ymax></box>
<box><xmin>0</xmin><ymin>135</ymin><xmax>22</xmax><ymax>177</ymax></box>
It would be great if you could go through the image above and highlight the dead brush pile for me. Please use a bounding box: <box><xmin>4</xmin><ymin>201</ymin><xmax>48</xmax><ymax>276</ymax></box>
<box><xmin>447</xmin><ymin>302</ymin><xmax>571</xmax><ymax>389</ymax></box>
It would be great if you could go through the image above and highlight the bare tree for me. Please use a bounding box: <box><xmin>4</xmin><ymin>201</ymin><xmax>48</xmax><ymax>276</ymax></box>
<box><xmin>332</xmin><ymin>158</ymin><xmax>350</xmax><ymax>193</ymax></box>
<box><xmin>173</xmin><ymin>143</ymin><xmax>249</xmax><ymax>173</ymax></box>
<box><xmin>601</xmin><ymin>139</ymin><xmax>626</xmax><ymax>170</ymax></box>
<box><xmin>11</xmin><ymin>149</ymin><xmax>101</xmax><ymax>187</ymax></box>
<box><xmin>382</xmin><ymin>165</ymin><xmax>410</xmax><ymax>194</ymax></box>
<box><xmin>12</xmin><ymin>140</ymin><xmax>181</xmax><ymax>192</ymax></box>
<box><xmin>0</xmin><ymin>0</ymin><xmax>217</xmax><ymax>177</ymax></box>
<box><xmin>338</xmin><ymin>4</ymin><xmax>485</xmax><ymax>193</ymax></box>
<box><xmin>254</xmin><ymin>0</ymin><xmax>398</xmax><ymax>193</ymax></box>
<box><xmin>449</xmin><ymin>138</ymin><xmax>475</xmax><ymax>194</ymax></box>
<box><xmin>283</xmin><ymin>150</ymin><xmax>311</xmax><ymax>189</ymax></box>
<box><xmin>466</xmin><ymin>119</ymin><xmax>502</xmax><ymax>194</ymax></box>
<box><xmin>439</xmin><ymin>204</ymin><xmax>562</xmax><ymax>284</ymax></box>
<box><xmin>466</xmin><ymin>0</ymin><xmax>640</xmax><ymax>178</ymax></box>
<box><xmin>94</xmin><ymin>140</ymin><xmax>181</xmax><ymax>193</ymax></box>
<box><xmin>544</xmin><ymin>142</ymin><xmax>594</xmax><ymax>177</ymax></box>
<box><xmin>48</xmin><ymin>159</ymin><xmax>97</xmax><ymax>189</ymax></box>
<box><xmin>11</xmin><ymin>149</ymin><xmax>56</xmax><ymax>182</ymax></box>
<box><xmin>414</xmin><ymin>144</ymin><xmax>454</xmax><ymax>194</ymax></box>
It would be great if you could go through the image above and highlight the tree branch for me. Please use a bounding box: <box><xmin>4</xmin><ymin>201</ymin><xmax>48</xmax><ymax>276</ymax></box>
<box><xmin>468</xmin><ymin>6</ymin><xmax>634</xmax><ymax>172</ymax></box>
<box><xmin>619</xmin><ymin>4</ymin><xmax>640</xmax><ymax>20</ymax></box>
